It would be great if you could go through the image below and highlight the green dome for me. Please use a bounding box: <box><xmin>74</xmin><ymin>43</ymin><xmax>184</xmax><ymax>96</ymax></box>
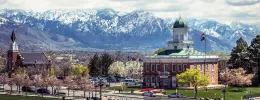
<box><xmin>173</xmin><ymin>18</ymin><xmax>187</xmax><ymax>28</ymax></box>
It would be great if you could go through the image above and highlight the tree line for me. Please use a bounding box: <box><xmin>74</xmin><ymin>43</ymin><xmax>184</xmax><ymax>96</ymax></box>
<box><xmin>228</xmin><ymin>35</ymin><xmax>260</xmax><ymax>85</ymax></box>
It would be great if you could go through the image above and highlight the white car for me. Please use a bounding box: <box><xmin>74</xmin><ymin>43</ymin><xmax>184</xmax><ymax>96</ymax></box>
<box><xmin>168</xmin><ymin>93</ymin><xmax>184</xmax><ymax>98</ymax></box>
<box><xmin>0</xmin><ymin>84</ymin><xmax>4</xmax><ymax>90</ymax></box>
<box><xmin>123</xmin><ymin>79</ymin><xmax>136</xmax><ymax>86</ymax></box>
<box><xmin>142</xmin><ymin>91</ymin><xmax>155</xmax><ymax>97</ymax></box>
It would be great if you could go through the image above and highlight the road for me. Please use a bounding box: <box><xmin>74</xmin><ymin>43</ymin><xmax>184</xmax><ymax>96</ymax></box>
<box><xmin>1</xmin><ymin>84</ymin><xmax>144</xmax><ymax>100</ymax></box>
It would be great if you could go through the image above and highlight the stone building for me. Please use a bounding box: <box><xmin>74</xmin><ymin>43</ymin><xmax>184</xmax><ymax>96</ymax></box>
<box><xmin>142</xmin><ymin>17</ymin><xmax>219</xmax><ymax>89</ymax></box>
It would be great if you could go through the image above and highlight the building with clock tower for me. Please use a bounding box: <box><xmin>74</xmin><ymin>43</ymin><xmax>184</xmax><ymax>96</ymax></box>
<box><xmin>142</xmin><ymin>17</ymin><xmax>219</xmax><ymax>88</ymax></box>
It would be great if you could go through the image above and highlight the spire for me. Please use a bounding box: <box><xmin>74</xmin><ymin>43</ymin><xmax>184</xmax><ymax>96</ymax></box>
<box><xmin>11</xmin><ymin>30</ymin><xmax>16</xmax><ymax>42</ymax></box>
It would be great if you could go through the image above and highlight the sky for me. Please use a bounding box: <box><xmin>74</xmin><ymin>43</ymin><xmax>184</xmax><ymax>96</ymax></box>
<box><xmin>0</xmin><ymin>0</ymin><xmax>259</xmax><ymax>24</ymax></box>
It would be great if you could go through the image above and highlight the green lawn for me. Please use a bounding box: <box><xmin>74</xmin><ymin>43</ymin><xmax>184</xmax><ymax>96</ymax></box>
<box><xmin>166</xmin><ymin>87</ymin><xmax>260</xmax><ymax>99</ymax></box>
<box><xmin>0</xmin><ymin>94</ymin><xmax>60</xmax><ymax>100</ymax></box>
<box><xmin>106</xmin><ymin>86</ymin><xmax>260</xmax><ymax>100</ymax></box>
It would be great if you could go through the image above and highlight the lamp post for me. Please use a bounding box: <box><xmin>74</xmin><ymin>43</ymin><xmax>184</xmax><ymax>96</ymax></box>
<box><xmin>222</xmin><ymin>87</ymin><xmax>226</xmax><ymax>100</ymax></box>
<box><xmin>99</xmin><ymin>76</ymin><xmax>102</xmax><ymax>100</ymax></box>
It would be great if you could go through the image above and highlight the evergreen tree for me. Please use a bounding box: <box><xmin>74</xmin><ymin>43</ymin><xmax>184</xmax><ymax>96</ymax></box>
<box><xmin>100</xmin><ymin>53</ymin><xmax>113</xmax><ymax>77</ymax></box>
<box><xmin>88</xmin><ymin>53</ymin><xmax>100</xmax><ymax>77</ymax></box>
<box><xmin>248</xmin><ymin>35</ymin><xmax>260</xmax><ymax>84</ymax></box>
<box><xmin>228</xmin><ymin>37</ymin><xmax>250</xmax><ymax>72</ymax></box>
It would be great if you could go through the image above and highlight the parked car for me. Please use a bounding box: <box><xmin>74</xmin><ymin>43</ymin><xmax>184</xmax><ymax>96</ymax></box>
<box><xmin>37</xmin><ymin>88</ymin><xmax>50</xmax><ymax>94</ymax></box>
<box><xmin>107</xmin><ymin>76</ymin><xmax>117</xmax><ymax>82</ymax></box>
<box><xmin>123</xmin><ymin>79</ymin><xmax>136</xmax><ymax>86</ymax></box>
<box><xmin>114</xmin><ymin>76</ymin><xmax>125</xmax><ymax>82</ymax></box>
<box><xmin>22</xmin><ymin>86</ymin><xmax>36</xmax><ymax>92</ymax></box>
<box><xmin>0</xmin><ymin>84</ymin><xmax>4</xmax><ymax>90</ymax></box>
<box><xmin>168</xmin><ymin>93</ymin><xmax>184</xmax><ymax>98</ymax></box>
<box><xmin>54</xmin><ymin>90</ymin><xmax>66</xmax><ymax>96</ymax></box>
<box><xmin>142</xmin><ymin>91</ymin><xmax>156</xmax><ymax>97</ymax></box>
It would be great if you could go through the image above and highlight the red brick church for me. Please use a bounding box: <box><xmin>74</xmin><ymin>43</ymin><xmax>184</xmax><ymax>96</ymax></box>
<box><xmin>6</xmin><ymin>31</ymin><xmax>51</xmax><ymax>77</ymax></box>
<box><xmin>142</xmin><ymin>17</ymin><xmax>219</xmax><ymax>89</ymax></box>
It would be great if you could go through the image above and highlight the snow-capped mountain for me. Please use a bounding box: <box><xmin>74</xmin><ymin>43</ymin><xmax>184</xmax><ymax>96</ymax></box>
<box><xmin>0</xmin><ymin>9</ymin><xmax>259</xmax><ymax>52</ymax></box>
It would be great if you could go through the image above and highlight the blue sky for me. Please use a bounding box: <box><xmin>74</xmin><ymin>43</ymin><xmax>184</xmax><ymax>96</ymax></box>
<box><xmin>0</xmin><ymin>0</ymin><xmax>259</xmax><ymax>24</ymax></box>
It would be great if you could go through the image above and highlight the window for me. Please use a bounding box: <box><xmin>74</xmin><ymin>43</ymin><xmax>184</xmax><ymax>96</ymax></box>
<box><xmin>180</xmin><ymin>35</ymin><xmax>184</xmax><ymax>40</ymax></box>
<box><xmin>174</xmin><ymin>46</ymin><xmax>177</xmax><ymax>50</ymax></box>
<box><xmin>212</xmin><ymin>64</ymin><xmax>215</xmax><ymax>71</ymax></box>
<box><xmin>146</xmin><ymin>64</ymin><xmax>150</xmax><ymax>72</ymax></box>
<box><xmin>194</xmin><ymin>64</ymin><xmax>197</xmax><ymax>69</ymax></box>
<box><xmin>156</xmin><ymin>64</ymin><xmax>160</xmax><ymax>72</ymax></box>
<box><xmin>152</xmin><ymin>77</ymin><xmax>155</xmax><ymax>83</ymax></box>
<box><xmin>151</xmin><ymin>64</ymin><xmax>155</xmax><ymax>72</ymax></box>
<box><xmin>183</xmin><ymin>64</ymin><xmax>187</xmax><ymax>71</ymax></box>
<box><xmin>178</xmin><ymin>64</ymin><xmax>182</xmax><ymax>72</ymax></box>
<box><xmin>200</xmin><ymin>64</ymin><xmax>203</xmax><ymax>72</ymax></box>
<box><xmin>212</xmin><ymin>75</ymin><xmax>215</xmax><ymax>83</ymax></box>
<box><xmin>187</xmin><ymin>46</ymin><xmax>190</xmax><ymax>49</ymax></box>
<box><xmin>164</xmin><ymin>64</ymin><xmax>168</xmax><ymax>72</ymax></box>
<box><xmin>174</xmin><ymin>35</ymin><xmax>178</xmax><ymax>41</ymax></box>
<box><xmin>172</xmin><ymin>64</ymin><xmax>176</xmax><ymax>72</ymax></box>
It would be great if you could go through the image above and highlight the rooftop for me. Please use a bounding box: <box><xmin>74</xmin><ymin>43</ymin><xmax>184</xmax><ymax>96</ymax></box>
<box><xmin>145</xmin><ymin>49</ymin><xmax>218</xmax><ymax>59</ymax></box>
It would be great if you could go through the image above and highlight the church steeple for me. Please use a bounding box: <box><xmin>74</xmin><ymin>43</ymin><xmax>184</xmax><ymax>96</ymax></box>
<box><xmin>7</xmin><ymin>30</ymin><xmax>19</xmax><ymax>77</ymax></box>
<box><xmin>9</xmin><ymin>30</ymin><xmax>19</xmax><ymax>51</ymax></box>
<box><xmin>11</xmin><ymin>30</ymin><xmax>16</xmax><ymax>43</ymax></box>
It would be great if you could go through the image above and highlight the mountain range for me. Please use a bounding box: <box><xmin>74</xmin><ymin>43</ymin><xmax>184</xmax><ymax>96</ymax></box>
<box><xmin>0</xmin><ymin>9</ymin><xmax>259</xmax><ymax>53</ymax></box>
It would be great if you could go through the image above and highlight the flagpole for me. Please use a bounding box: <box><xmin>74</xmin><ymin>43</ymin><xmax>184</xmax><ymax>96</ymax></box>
<box><xmin>204</xmin><ymin>33</ymin><xmax>206</xmax><ymax>75</ymax></box>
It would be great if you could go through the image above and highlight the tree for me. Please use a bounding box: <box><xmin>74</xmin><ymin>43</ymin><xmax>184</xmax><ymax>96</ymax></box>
<box><xmin>177</xmin><ymin>69</ymin><xmax>209</xmax><ymax>99</ymax></box>
<box><xmin>22</xmin><ymin>75</ymin><xmax>32</xmax><ymax>96</ymax></box>
<box><xmin>100</xmin><ymin>53</ymin><xmax>113</xmax><ymax>77</ymax></box>
<box><xmin>47</xmin><ymin>76</ymin><xmax>58</xmax><ymax>95</ymax></box>
<box><xmin>108</xmin><ymin>61</ymin><xmax>126</xmax><ymax>77</ymax></box>
<box><xmin>7</xmin><ymin>77</ymin><xmax>15</xmax><ymax>94</ymax></box>
<box><xmin>13</xmin><ymin>67</ymin><xmax>26</xmax><ymax>93</ymax></box>
<box><xmin>13</xmin><ymin>73</ymin><xmax>26</xmax><ymax>93</ymax></box>
<box><xmin>228</xmin><ymin>37</ymin><xmax>251</xmax><ymax>72</ymax></box>
<box><xmin>54</xmin><ymin>79</ymin><xmax>63</xmax><ymax>97</ymax></box>
<box><xmin>248</xmin><ymin>35</ymin><xmax>260</xmax><ymax>85</ymax></box>
<box><xmin>77</xmin><ymin>76</ymin><xmax>92</xmax><ymax>98</ymax></box>
<box><xmin>63</xmin><ymin>76</ymin><xmax>73</xmax><ymax>97</ymax></box>
<box><xmin>125</xmin><ymin>61</ymin><xmax>142</xmax><ymax>78</ymax></box>
<box><xmin>88</xmin><ymin>53</ymin><xmax>100</xmax><ymax>77</ymax></box>
<box><xmin>220</xmin><ymin>68</ymin><xmax>253</xmax><ymax>88</ymax></box>
<box><xmin>0</xmin><ymin>73</ymin><xmax>8</xmax><ymax>91</ymax></box>
<box><xmin>32</xmin><ymin>75</ymin><xmax>43</xmax><ymax>94</ymax></box>
<box><xmin>48</xmin><ymin>68</ymin><xmax>55</xmax><ymax>77</ymax></box>
<box><xmin>71</xmin><ymin>64</ymin><xmax>89</xmax><ymax>78</ymax></box>
<box><xmin>153</xmin><ymin>48</ymin><xmax>165</xmax><ymax>55</ymax></box>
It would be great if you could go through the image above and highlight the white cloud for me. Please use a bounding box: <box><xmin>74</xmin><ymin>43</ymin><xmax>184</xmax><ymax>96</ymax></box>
<box><xmin>0</xmin><ymin>0</ymin><xmax>259</xmax><ymax>24</ymax></box>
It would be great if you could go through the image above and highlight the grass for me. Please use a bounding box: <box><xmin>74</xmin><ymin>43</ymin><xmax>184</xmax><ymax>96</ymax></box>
<box><xmin>0</xmin><ymin>94</ymin><xmax>60</xmax><ymax>100</ymax></box>
<box><xmin>106</xmin><ymin>86</ymin><xmax>260</xmax><ymax>100</ymax></box>
<box><xmin>166</xmin><ymin>87</ymin><xmax>260</xmax><ymax>100</ymax></box>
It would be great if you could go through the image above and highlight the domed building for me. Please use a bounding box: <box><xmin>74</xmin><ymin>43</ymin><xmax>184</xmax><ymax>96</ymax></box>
<box><xmin>142</xmin><ymin>17</ymin><xmax>219</xmax><ymax>88</ymax></box>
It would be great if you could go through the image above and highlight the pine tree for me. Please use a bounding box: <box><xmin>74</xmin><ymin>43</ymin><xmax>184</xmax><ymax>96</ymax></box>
<box><xmin>88</xmin><ymin>53</ymin><xmax>100</xmax><ymax>77</ymax></box>
<box><xmin>248</xmin><ymin>35</ymin><xmax>260</xmax><ymax>84</ymax></box>
<box><xmin>100</xmin><ymin>53</ymin><xmax>113</xmax><ymax>77</ymax></box>
<box><xmin>228</xmin><ymin>37</ymin><xmax>250</xmax><ymax>71</ymax></box>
